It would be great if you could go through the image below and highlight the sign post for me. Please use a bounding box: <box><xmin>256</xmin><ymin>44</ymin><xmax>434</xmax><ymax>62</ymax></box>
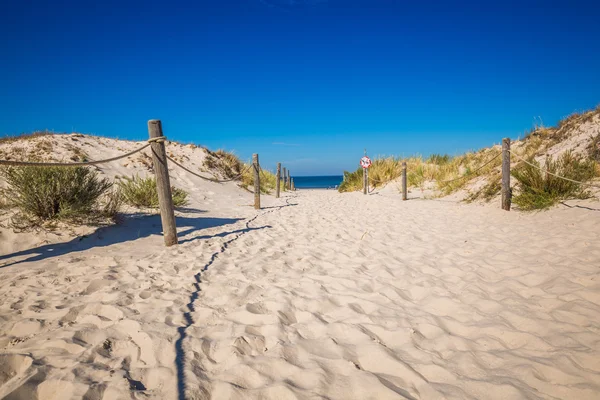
<box><xmin>360</xmin><ymin>154</ymin><xmax>372</xmax><ymax>195</ymax></box>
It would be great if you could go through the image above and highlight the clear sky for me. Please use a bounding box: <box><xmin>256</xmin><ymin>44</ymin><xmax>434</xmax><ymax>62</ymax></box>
<box><xmin>1</xmin><ymin>0</ymin><xmax>599</xmax><ymax>175</ymax></box>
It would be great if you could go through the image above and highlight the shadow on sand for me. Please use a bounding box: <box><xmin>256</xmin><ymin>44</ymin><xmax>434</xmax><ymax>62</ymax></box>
<box><xmin>0</xmin><ymin>213</ymin><xmax>245</xmax><ymax>268</ymax></box>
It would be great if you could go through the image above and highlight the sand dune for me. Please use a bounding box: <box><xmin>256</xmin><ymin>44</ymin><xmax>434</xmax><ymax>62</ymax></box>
<box><xmin>1</xmin><ymin>185</ymin><xmax>599</xmax><ymax>399</ymax></box>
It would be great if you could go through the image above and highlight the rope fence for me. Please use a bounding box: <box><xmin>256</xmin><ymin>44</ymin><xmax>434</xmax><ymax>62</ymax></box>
<box><xmin>0</xmin><ymin>142</ymin><xmax>152</xmax><ymax>167</ymax></box>
<box><xmin>167</xmin><ymin>155</ymin><xmax>252</xmax><ymax>183</ymax></box>
<box><xmin>438</xmin><ymin>152</ymin><xmax>501</xmax><ymax>184</ymax></box>
<box><xmin>2</xmin><ymin>125</ymin><xmax>598</xmax><ymax>246</ymax></box>
<box><xmin>0</xmin><ymin>120</ymin><xmax>298</xmax><ymax>246</ymax></box>
<box><xmin>508</xmin><ymin>150</ymin><xmax>600</xmax><ymax>189</ymax></box>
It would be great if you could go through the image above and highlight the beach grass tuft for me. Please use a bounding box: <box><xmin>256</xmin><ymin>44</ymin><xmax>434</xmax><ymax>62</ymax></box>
<box><xmin>0</xmin><ymin>165</ymin><xmax>113</xmax><ymax>223</ymax></box>
<box><xmin>203</xmin><ymin>149</ymin><xmax>245</xmax><ymax>179</ymax></box>
<box><xmin>118</xmin><ymin>175</ymin><xmax>189</xmax><ymax>209</ymax></box>
<box><xmin>512</xmin><ymin>151</ymin><xmax>598</xmax><ymax>210</ymax></box>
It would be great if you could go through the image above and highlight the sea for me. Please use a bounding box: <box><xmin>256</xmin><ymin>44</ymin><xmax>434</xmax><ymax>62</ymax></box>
<box><xmin>293</xmin><ymin>175</ymin><xmax>344</xmax><ymax>190</ymax></box>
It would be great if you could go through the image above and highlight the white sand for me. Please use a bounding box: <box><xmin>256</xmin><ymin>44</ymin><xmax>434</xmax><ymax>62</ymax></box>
<box><xmin>1</xmin><ymin>183</ymin><xmax>600</xmax><ymax>399</ymax></box>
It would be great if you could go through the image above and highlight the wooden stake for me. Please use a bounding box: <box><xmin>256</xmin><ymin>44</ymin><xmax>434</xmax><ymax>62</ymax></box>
<box><xmin>148</xmin><ymin>120</ymin><xmax>177</xmax><ymax>246</ymax></box>
<box><xmin>287</xmin><ymin>170</ymin><xmax>291</xmax><ymax>190</ymax></box>
<box><xmin>283</xmin><ymin>167</ymin><xmax>287</xmax><ymax>191</ymax></box>
<box><xmin>253</xmin><ymin>154</ymin><xmax>260</xmax><ymax>209</ymax></box>
<box><xmin>276</xmin><ymin>162</ymin><xmax>281</xmax><ymax>198</ymax></box>
<box><xmin>502</xmin><ymin>138</ymin><xmax>511</xmax><ymax>211</ymax></box>
<box><xmin>402</xmin><ymin>161</ymin><xmax>407</xmax><ymax>201</ymax></box>
<box><xmin>291</xmin><ymin>178</ymin><xmax>295</xmax><ymax>191</ymax></box>
<box><xmin>363</xmin><ymin>167</ymin><xmax>367</xmax><ymax>195</ymax></box>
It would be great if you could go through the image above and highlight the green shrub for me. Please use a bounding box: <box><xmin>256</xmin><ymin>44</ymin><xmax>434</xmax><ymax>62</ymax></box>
<box><xmin>512</xmin><ymin>151</ymin><xmax>598</xmax><ymax>210</ymax></box>
<box><xmin>118</xmin><ymin>175</ymin><xmax>188</xmax><ymax>208</ymax></box>
<box><xmin>0</xmin><ymin>166</ymin><xmax>112</xmax><ymax>222</ymax></box>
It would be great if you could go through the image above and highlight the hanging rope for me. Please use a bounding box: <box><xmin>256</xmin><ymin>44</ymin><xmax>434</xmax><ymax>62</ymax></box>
<box><xmin>166</xmin><ymin>155</ymin><xmax>251</xmax><ymax>183</ymax></box>
<box><xmin>438</xmin><ymin>153</ymin><xmax>501</xmax><ymax>185</ymax></box>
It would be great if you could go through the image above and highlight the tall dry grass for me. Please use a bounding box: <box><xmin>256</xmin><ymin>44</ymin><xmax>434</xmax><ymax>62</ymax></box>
<box><xmin>512</xmin><ymin>151</ymin><xmax>598</xmax><ymax>210</ymax></box>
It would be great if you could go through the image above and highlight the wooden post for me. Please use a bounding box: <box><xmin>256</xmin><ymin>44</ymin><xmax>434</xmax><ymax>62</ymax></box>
<box><xmin>402</xmin><ymin>161</ymin><xmax>407</xmax><ymax>201</ymax></box>
<box><xmin>283</xmin><ymin>167</ymin><xmax>287</xmax><ymax>191</ymax></box>
<box><xmin>291</xmin><ymin>178</ymin><xmax>295</xmax><ymax>191</ymax></box>
<box><xmin>276</xmin><ymin>162</ymin><xmax>281</xmax><ymax>198</ymax></box>
<box><xmin>253</xmin><ymin>154</ymin><xmax>260</xmax><ymax>209</ymax></box>
<box><xmin>148</xmin><ymin>120</ymin><xmax>177</xmax><ymax>246</ymax></box>
<box><xmin>363</xmin><ymin>167</ymin><xmax>367</xmax><ymax>195</ymax></box>
<box><xmin>287</xmin><ymin>170</ymin><xmax>291</xmax><ymax>190</ymax></box>
<box><xmin>502</xmin><ymin>138</ymin><xmax>511</xmax><ymax>211</ymax></box>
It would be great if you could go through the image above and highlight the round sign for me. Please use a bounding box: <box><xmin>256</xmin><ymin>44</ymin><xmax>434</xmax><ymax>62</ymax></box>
<box><xmin>360</xmin><ymin>156</ymin><xmax>372</xmax><ymax>169</ymax></box>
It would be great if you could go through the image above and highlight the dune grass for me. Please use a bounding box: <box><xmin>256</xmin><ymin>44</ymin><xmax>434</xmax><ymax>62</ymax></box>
<box><xmin>241</xmin><ymin>166</ymin><xmax>277</xmax><ymax>194</ymax></box>
<box><xmin>203</xmin><ymin>148</ymin><xmax>276</xmax><ymax>193</ymax></box>
<box><xmin>339</xmin><ymin>149</ymin><xmax>503</xmax><ymax>195</ymax></box>
<box><xmin>511</xmin><ymin>151</ymin><xmax>598</xmax><ymax>210</ymax></box>
<box><xmin>0</xmin><ymin>165</ymin><xmax>115</xmax><ymax>224</ymax></box>
<box><xmin>118</xmin><ymin>175</ymin><xmax>189</xmax><ymax>208</ymax></box>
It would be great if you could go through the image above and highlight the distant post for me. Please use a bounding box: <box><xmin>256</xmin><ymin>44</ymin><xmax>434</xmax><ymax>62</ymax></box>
<box><xmin>276</xmin><ymin>162</ymin><xmax>281</xmax><ymax>198</ymax></box>
<box><xmin>283</xmin><ymin>167</ymin><xmax>287</xmax><ymax>191</ymax></box>
<box><xmin>402</xmin><ymin>161</ymin><xmax>407</xmax><ymax>200</ymax></box>
<box><xmin>148</xmin><ymin>120</ymin><xmax>178</xmax><ymax>246</ymax></box>
<box><xmin>502</xmin><ymin>138</ymin><xmax>511</xmax><ymax>211</ymax></box>
<box><xmin>287</xmin><ymin>170</ymin><xmax>291</xmax><ymax>190</ymax></box>
<box><xmin>253</xmin><ymin>153</ymin><xmax>260</xmax><ymax>209</ymax></box>
<box><xmin>291</xmin><ymin>178</ymin><xmax>295</xmax><ymax>191</ymax></box>
<box><xmin>363</xmin><ymin>167</ymin><xmax>367</xmax><ymax>195</ymax></box>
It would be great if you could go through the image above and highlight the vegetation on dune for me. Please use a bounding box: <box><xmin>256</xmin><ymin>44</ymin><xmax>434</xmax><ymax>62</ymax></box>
<box><xmin>241</xmin><ymin>166</ymin><xmax>277</xmax><ymax>194</ymax></box>
<box><xmin>338</xmin><ymin>157</ymin><xmax>404</xmax><ymax>192</ymax></box>
<box><xmin>338</xmin><ymin>106</ymin><xmax>600</xmax><ymax>204</ymax></box>
<box><xmin>0</xmin><ymin>130</ymin><xmax>55</xmax><ymax>145</ymax></box>
<box><xmin>203</xmin><ymin>149</ymin><xmax>245</xmax><ymax>179</ymax></box>
<box><xmin>338</xmin><ymin>150</ymin><xmax>502</xmax><ymax>195</ymax></box>
<box><xmin>511</xmin><ymin>151</ymin><xmax>598</xmax><ymax>210</ymax></box>
<box><xmin>0</xmin><ymin>165</ymin><xmax>118</xmax><ymax>224</ymax></box>
<box><xmin>118</xmin><ymin>175</ymin><xmax>189</xmax><ymax>209</ymax></box>
<box><xmin>202</xmin><ymin>148</ymin><xmax>276</xmax><ymax>193</ymax></box>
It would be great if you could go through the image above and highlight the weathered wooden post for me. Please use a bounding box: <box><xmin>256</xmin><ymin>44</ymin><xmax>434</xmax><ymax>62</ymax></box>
<box><xmin>287</xmin><ymin>170</ymin><xmax>291</xmax><ymax>190</ymax></box>
<box><xmin>283</xmin><ymin>167</ymin><xmax>287</xmax><ymax>191</ymax></box>
<box><xmin>148</xmin><ymin>120</ymin><xmax>177</xmax><ymax>246</ymax></box>
<box><xmin>253</xmin><ymin>153</ymin><xmax>260</xmax><ymax>209</ymax></box>
<box><xmin>363</xmin><ymin>166</ymin><xmax>367</xmax><ymax>195</ymax></box>
<box><xmin>276</xmin><ymin>162</ymin><xmax>281</xmax><ymax>198</ymax></box>
<box><xmin>402</xmin><ymin>161</ymin><xmax>407</xmax><ymax>201</ymax></box>
<box><xmin>291</xmin><ymin>178</ymin><xmax>295</xmax><ymax>191</ymax></box>
<box><xmin>502</xmin><ymin>138</ymin><xmax>511</xmax><ymax>211</ymax></box>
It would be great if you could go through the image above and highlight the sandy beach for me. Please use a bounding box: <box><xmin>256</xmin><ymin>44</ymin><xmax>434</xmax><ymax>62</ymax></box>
<box><xmin>1</xmin><ymin>184</ymin><xmax>599</xmax><ymax>399</ymax></box>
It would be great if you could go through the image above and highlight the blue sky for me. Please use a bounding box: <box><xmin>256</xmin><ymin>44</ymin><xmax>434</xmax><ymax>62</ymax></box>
<box><xmin>1</xmin><ymin>0</ymin><xmax>599</xmax><ymax>175</ymax></box>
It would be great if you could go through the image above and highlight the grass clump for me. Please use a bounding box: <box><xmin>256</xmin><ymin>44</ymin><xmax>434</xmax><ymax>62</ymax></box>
<box><xmin>512</xmin><ymin>151</ymin><xmax>598</xmax><ymax>210</ymax></box>
<box><xmin>203</xmin><ymin>149</ymin><xmax>245</xmax><ymax>179</ymax></box>
<box><xmin>118</xmin><ymin>175</ymin><xmax>188</xmax><ymax>208</ymax></box>
<box><xmin>0</xmin><ymin>166</ymin><xmax>113</xmax><ymax>223</ymax></box>
<box><xmin>241</xmin><ymin>167</ymin><xmax>277</xmax><ymax>194</ymax></box>
<box><xmin>338</xmin><ymin>157</ymin><xmax>403</xmax><ymax>192</ymax></box>
<box><xmin>427</xmin><ymin>154</ymin><xmax>452</xmax><ymax>165</ymax></box>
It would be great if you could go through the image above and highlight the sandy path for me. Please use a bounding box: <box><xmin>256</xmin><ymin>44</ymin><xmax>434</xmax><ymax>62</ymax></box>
<box><xmin>1</xmin><ymin>190</ymin><xmax>600</xmax><ymax>399</ymax></box>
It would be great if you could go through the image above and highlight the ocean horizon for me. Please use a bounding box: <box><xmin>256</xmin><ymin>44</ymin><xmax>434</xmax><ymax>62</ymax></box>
<box><xmin>293</xmin><ymin>175</ymin><xmax>343</xmax><ymax>189</ymax></box>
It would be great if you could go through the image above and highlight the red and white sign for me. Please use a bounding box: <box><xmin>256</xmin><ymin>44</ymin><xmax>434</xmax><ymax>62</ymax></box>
<box><xmin>360</xmin><ymin>156</ymin><xmax>372</xmax><ymax>169</ymax></box>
